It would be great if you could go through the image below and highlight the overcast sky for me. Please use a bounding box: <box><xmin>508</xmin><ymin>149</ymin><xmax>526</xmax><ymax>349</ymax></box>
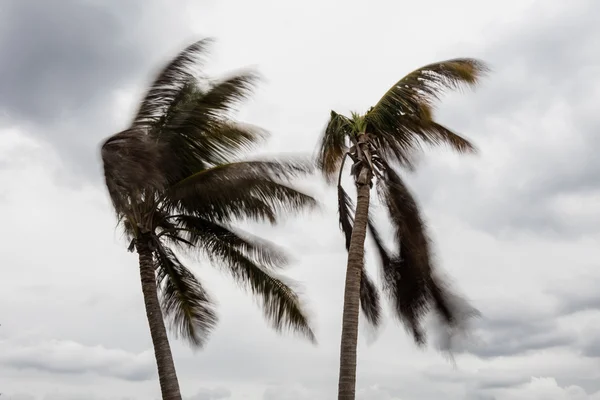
<box><xmin>1</xmin><ymin>0</ymin><xmax>599</xmax><ymax>399</ymax></box>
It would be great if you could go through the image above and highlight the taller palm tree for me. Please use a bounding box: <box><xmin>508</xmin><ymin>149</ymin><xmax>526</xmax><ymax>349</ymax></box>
<box><xmin>101</xmin><ymin>39</ymin><xmax>316</xmax><ymax>400</ymax></box>
<box><xmin>317</xmin><ymin>59</ymin><xmax>488</xmax><ymax>400</ymax></box>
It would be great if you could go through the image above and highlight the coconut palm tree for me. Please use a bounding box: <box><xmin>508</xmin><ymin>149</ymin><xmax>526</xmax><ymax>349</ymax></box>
<box><xmin>101</xmin><ymin>39</ymin><xmax>316</xmax><ymax>400</ymax></box>
<box><xmin>317</xmin><ymin>59</ymin><xmax>488</xmax><ymax>400</ymax></box>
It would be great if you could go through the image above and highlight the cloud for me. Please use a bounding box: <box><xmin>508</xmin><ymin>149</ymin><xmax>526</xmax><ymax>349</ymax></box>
<box><xmin>0</xmin><ymin>339</ymin><xmax>155</xmax><ymax>381</ymax></box>
<box><xmin>495</xmin><ymin>377</ymin><xmax>600</xmax><ymax>400</ymax></box>
<box><xmin>414</xmin><ymin>0</ymin><xmax>600</xmax><ymax>237</ymax></box>
<box><xmin>0</xmin><ymin>0</ymin><xmax>197</xmax><ymax>180</ymax></box>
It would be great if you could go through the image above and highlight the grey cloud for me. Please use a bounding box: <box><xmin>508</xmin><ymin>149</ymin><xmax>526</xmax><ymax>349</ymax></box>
<box><xmin>445</xmin><ymin>297</ymin><xmax>576</xmax><ymax>359</ymax></box>
<box><xmin>1</xmin><ymin>339</ymin><xmax>155</xmax><ymax>381</ymax></box>
<box><xmin>0</xmin><ymin>0</ymin><xmax>195</xmax><ymax>180</ymax></box>
<box><xmin>415</xmin><ymin>0</ymin><xmax>600</xmax><ymax>237</ymax></box>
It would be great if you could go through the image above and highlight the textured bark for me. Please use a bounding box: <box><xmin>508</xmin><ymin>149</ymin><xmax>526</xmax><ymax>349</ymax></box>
<box><xmin>337</xmin><ymin>173</ymin><xmax>371</xmax><ymax>400</ymax></box>
<box><xmin>137</xmin><ymin>239</ymin><xmax>182</xmax><ymax>400</ymax></box>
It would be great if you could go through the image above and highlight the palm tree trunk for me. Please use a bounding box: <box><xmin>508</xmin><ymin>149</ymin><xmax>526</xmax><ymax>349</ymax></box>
<box><xmin>337</xmin><ymin>173</ymin><xmax>371</xmax><ymax>400</ymax></box>
<box><xmin>137</xmin><ymin>239</ymin><xmax>183</xmax><ymax>400</ymax></box>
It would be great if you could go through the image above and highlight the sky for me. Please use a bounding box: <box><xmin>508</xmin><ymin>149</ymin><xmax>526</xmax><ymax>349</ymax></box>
<box><xmin>1</xmin><ymin>0</ymin><xmax>599</xmax><ymax>399</ymax></box>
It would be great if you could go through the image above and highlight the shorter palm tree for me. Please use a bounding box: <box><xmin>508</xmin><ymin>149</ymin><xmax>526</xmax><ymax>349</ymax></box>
<box><xmin>317</xmin><ymin>59</ymin><xmax>488</xmax><ymax>400</ymax></box>
<box><xmin>101</xmin><ymin>39</ymin><xmax>316</xmax><ymax>400</ymax></box>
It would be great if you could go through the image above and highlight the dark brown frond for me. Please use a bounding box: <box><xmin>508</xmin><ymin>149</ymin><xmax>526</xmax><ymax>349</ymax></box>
<box><xmin>376</xmin><ymin>164</ymin><xmax>479</xmax><ymax>345</ymax></box>
<box><xmin>317</xmin><ymin>110</ymin><xmax>352</xmax><ymax>183</ymax></box>
<box><xmin>131</xmin><ymin>38</ymin><xmax>212</xmax><ymax>128</ymax></box>
<box><xmin>337</xmin><ymin>185</ymin><xmax>355</xmax><ymax>251</ymax></box>
<box><xmin>154</xmin><ymin>241</ymin><xmax>217</xmax><ymax>348</ymax></box>
<box><xmin>100</xmin><ymin>129</ymin><xmax>166</xmax><ymax>215</ymax></box>
<box><xmin>360</xmin><ymin>268</ymin><xmax>381</xmax><ymax>327</ymax></box>
<box><xmin>377</xmin><ymin>165</ymin><xmax>436</xmax><ymax>344</ymax></box>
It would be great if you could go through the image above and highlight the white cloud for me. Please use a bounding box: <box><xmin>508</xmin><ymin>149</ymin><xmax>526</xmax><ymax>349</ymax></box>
<box><xmin>0</xmin><ymin>339</ymin><xmax>154</xmax><ymax>381</ymax></box>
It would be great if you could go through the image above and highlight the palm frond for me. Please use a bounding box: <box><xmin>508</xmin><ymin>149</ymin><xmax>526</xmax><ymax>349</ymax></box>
<box><xmin>369</xmin><ymin>58</ymin><xmax>488</xmax><ymax>118</ymax></box>
<box><xmin>186</xmin><ymin>226</ymin><xmax>315</xmax><ymax>341</ymax></box>
<box><xmin>376</xmin><ymin>165</ymin><xmax>435</xmax><ymax>344</ymax></box>
<box><xmin>167</xmin><ymin>215</ymin><xmax>290</xmax><ymax>269</ymax></box>
<box><xmin>131</xmin><ymin>38</ymin><xmax>212</xmax><ymax>128</ymax></box>
<box><xmin>166</xmin><ymin>160</ymin><xmax>316</xmax><ymax>224</ymax></box>
<box><xmin>360</xmin><ymin>268</ymin><xmax>381</xmax><ymax>327</ymax></box>
<box><xmin>377</xmin><ymin>164</ymin><xmax>480</xmax><ymax>345</ymax></box>
<box><xmin>154</xmin><ymin>241</ymin><xmax>217</xmax><ymax>348</ymax></box>
<box><xmin>365</xmin><ymin>59</ymin><xmax>487</xmax><ymax>163</ymax></box>
<box><xmin>337</xmin><ymin>185</ymin><xmax>355</xmax><ymax>250</ymax></box>
<box><xmin>100</xmin><ymin>129</ymin><xmax>166</xmax><ymax>215</ymax></box>
<box><xmin>317</xmin><ymin>111</ymin><xmax>352</xmax><ymax>183</ymax></box>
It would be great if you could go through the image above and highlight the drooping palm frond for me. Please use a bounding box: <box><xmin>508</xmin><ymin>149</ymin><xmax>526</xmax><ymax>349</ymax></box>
<box><xmin>374</xmin><ymin>163</ymin><xmax>478</xmax><ymax>344</ymax></box>
<box><xmin>360</xmin><ymin>269</ymin><xmax>381</xmax><ymax>327</ymax></box>
<box><xmin>166</xmin><ymin>159</ymin><xmax>316</xmax><ymax>224</ymax></box>
<box><xmin>154</xmin><ymin>242</ymin><xmax>217</xmax><ymax>348</ymax></box>
<box><xmin>337</xmin><ymin>185</ymin><xmax>355</xmax><ymax>250</ymax></box>
<box><xmin>376</xmin><ymin>165</ymin><xmax>434</xmax><ymax>344</ymax></box>
<box><xmin>180</xmin><ymin>223</ymin><xmax>314</xmax><ymax>341</ymax></box>
<box><xmin>131</xmin><ymin>38</ymin><xmax>213</xmax><ymax>128</ymax></box>
<box><xmin>317</xmin><ymin>111</ymin><xmax>352</xmax><ymax>183</ymax></box>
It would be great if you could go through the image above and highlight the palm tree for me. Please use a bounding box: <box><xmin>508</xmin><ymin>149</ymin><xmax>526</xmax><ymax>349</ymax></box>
<box><xmin>101</xmin><ymin>39</ymin><xmax>316</xmax><ymax>400</ymax></box>
<box><xmin>317</xmin><ymin>59</ymin><xmax>488</xmax><ymax>400</ymax></box>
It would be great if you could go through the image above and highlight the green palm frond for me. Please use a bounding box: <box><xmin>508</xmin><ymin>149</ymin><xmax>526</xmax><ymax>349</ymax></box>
<box><xmin>186</xmin><ymin>225</ymin><xmax>314</xmax><ymax>341</ymax></box>
<box><xmin>369</xmin><ymin>58</ymin><xmax>488</xmax><ymax>119</ymax></box>
<box><xmin>154</xmin><ymin>241</ymin><xmax>217</xmax><ymax>348</ymax></box>
<box><xmin>132</xmin><ymin>38</ymin><xmax>213</xmax><ymax>128</ymax></box>
<box><xmin>166</xmin><ymin>215</ymin><xmax>290</xmax><ymax>269</ymax></box>
<box><xmin>166</xmin><ymin>160</ymin><xmax>316</xmax><ymax>224</ymax></box>
<box><xmin>317</xmin><ymin>111</ymin><xmax>352</xmax><ymax>183</ymax></box>
<box><xmin>365</xmin><ymin>59</ymin><xmax>487</xmax><ymax>164</ymax></box>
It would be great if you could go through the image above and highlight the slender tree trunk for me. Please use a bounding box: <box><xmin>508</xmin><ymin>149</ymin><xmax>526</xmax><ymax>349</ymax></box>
<box><xmin>337</xmin><ymin>169</ymin><xmax>371</xmax><ymax>400</ymax></box>
<box><xmin>137</xmin><ymin>238</ymin><xmax>182</xmax><ymax>400</ymax></box>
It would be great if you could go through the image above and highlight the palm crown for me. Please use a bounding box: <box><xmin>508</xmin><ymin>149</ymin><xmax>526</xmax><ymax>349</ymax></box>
<box><xmin>101</xmin><ymin>39</ymin><xmax>316</xmax><ymax>347</ymax></box>
<box><xmin>318</xmin><ymin>59</ymin><xmax>488</xmax><ymax>343</ymax></box>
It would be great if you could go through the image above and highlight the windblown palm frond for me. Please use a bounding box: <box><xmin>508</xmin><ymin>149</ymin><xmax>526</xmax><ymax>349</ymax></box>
<box><xmin>317</xmin><ymin>111</ymin><xmax>352</xmax><ymax>183</ymax></box>
<box><xmin>132</xmin><ymin>38</ymin><xmax>212</xmax><ymax>128</ymax></box>
<box><xmin>166</xmin><ymin>160</ymin><xmax>317</xmax><ymax>224</ymax></box>
<box><xmin>365</xmin><ymin>59</ymin><xmax>487</xmax><ymax>166</ymax></box>
<box><xmin>101</xmin><ymin>129</ymin><xmax>166</xmax><ymax>215</ymax></box>
<box><xmin>164</xmin><ymin>215</ymin><xmax>290</xmax><ymax>269</ymax></box>
<box><xmin>376</xmin><ymin>164</ymin><xmax>474</xmax><ymax>344</ymax></box>
<box><xmin>178</xmin><ymin>221</ymin><xmax>315</xmax><ymax>341</ymax></box>
<box><xmin>154</xmin><ymin>242</ymin><xmax>217</xmax><ymax>347</ymax></box>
